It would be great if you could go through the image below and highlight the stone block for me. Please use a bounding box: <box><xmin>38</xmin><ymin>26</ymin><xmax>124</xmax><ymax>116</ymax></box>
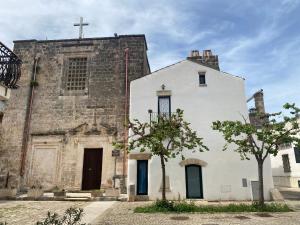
<box><xmin>27</xmin><ymin>188</ymin><xmax>44</xmax><ymax>199</ymax></box>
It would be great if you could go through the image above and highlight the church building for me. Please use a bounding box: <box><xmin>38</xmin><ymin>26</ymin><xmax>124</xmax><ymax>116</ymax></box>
<box><xmin>0</xmin><ymin>34</ymin><xmax>150</xmax><ymax>192</ymax></box>
<box><xmin>128</xmin><ymin>50</ymin><xmax>274</xmax><ymax>201</ymax></box>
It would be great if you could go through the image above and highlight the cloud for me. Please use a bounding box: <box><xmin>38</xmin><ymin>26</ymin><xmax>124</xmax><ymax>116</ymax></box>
<box><xmin>0</xmin><ymin>0</ymin><xmax>300</xmax><ymax>113</ymax></box>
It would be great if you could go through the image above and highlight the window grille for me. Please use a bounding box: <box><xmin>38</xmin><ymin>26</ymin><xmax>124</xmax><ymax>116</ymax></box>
<box><xmin>66</xmin><ymin>58</ymin><xmax>87</xmax><ymax>91</ymax></box>
<box><xmin>282</xmin><ymin>154</ymin><xmax>291</xmax><ymax>173</ymax></box>
<box><xmin>158</xmin><ymin>96</ymin><xmax>171</xmax><ymax>117</ymax></box>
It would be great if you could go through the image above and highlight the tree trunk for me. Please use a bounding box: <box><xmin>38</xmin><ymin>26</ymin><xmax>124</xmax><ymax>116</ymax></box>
<box><xmin>160</xmin><ymin>154</ymin><xmax>166</xmax><ymax>201</ymax></box>
<box><xmin>257</xmin><ymin>160</ymin><xmax>265</xmax><ymax>206</ymax></box>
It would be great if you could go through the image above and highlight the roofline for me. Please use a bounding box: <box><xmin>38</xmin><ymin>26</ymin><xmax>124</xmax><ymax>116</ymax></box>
<box><xmin>187</xmin><ymin>59</ymin><xmax>244</xmax><ymax>80</ymax></box>
<box><xmin>221</xmin><ymin>71</ymin><xmax>245</xmax><ymax>80</ymax></box>
<box><xmin>133</xmin><ymin>59</ymin><xmax>245</xmax><ymax>83</ymax></box>
<box><xmin>13</xmin><ymin>34</ymin><xmax>148</xmax><ymax>49</ymax></box>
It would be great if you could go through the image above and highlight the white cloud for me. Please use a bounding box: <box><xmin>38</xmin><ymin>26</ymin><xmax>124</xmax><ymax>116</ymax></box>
<box><xmin>0</xmin><ymin>0</ymin><xmax>300</xmax><ymax>113</ymax></box>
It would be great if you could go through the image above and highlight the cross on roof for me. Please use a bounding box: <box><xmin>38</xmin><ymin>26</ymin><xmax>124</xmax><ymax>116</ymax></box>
<box><xmin>74</xmin><ymin>17</ymin><xmax>89</xmax><ymax>39</ymax></box>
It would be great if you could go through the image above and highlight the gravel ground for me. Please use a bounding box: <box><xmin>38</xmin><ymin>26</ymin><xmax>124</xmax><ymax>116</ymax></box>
<box><xmin>93</xmin><ymin>201</ymin><xmax>300</xmax><ymax>225</ymax></box>
<box><xmin>0</xmin><ymin>200</ymin><xmax>89</xmax><ymax>225</ymax></box>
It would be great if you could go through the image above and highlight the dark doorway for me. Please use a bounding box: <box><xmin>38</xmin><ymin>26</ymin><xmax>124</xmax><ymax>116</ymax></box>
<box><xmin>82</xmin><ymin>148</ymin><xmax>103</xmax><ymax>190</ymax></box>
<box><xmin>185</xmin><ymin>165</ymin><xmax>203</xmax><ymax>199</ymax></box>
<box><xmin>137</xmin><ymin>160</ymin><xmax>148</xmax><ymax>195</ymax></box>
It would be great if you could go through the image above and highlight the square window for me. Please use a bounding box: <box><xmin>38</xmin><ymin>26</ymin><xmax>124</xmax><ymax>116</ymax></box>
<box><xmin>198</xmin><ymin>72</ymin><xmax>206</xmax><ymax>86</ymax></box>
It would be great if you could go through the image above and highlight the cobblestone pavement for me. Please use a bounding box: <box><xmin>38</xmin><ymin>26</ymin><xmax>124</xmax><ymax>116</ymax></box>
<box><xmin>93</xmin><ymin>202</ymin><xmax>300</xmax><ymax>225</ymax></box>
<box><xmin>0</xmin><ymin>201</ymin><xmax>89</xmax><ymax>225</ymax></box>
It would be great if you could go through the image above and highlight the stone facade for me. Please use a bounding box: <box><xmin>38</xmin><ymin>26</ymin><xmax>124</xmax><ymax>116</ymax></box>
<box><xmin>0</xmin><ymin>35</ymin><xmax>150</xmax><ymax>191</ymax></box>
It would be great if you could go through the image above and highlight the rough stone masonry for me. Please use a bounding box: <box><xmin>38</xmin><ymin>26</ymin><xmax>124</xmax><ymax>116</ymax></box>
<box><xmin>0</xmin><ymin>35</ymin><xmax>150</xmax><ymax>192</ymax></box>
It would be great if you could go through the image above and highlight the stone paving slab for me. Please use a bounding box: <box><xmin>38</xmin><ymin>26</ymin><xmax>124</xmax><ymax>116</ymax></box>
<box><xmin>0</xmin><ymin>200</ymin><xmax>88</xmax><ymax>225</ymax></box>
<box><xmin>93</xmin><ymin>202</ymin><xmax>300</xmax><ymax>225</ymax></box>
<box><xmin>81</xmin><ymin>201</ymin><xmax>116</xmax><ymax>224</ymax></box>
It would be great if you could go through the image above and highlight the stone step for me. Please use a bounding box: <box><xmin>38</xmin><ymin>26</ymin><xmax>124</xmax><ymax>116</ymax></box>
<box><xmin>95</xmin><ymin>196</ymin><xmax>118</xmax><ymax>201</ymax></box>
<box><xmin>63</xmin><ymin>197</ymin><xmax>91</xmax><ymax>201</ymax></box>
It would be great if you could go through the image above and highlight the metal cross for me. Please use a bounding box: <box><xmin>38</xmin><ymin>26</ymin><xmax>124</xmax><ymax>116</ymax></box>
<box><xmin>74</xmin><ymin>17</ymin><xmax>89</xmax><ymax>39</ymax></box>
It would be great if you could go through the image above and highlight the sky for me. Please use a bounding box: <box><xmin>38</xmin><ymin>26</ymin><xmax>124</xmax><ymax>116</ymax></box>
<box><xmin>0</xmin><ymin>0</ymin><xmax>299</xmax><ymax>113</ymax></box>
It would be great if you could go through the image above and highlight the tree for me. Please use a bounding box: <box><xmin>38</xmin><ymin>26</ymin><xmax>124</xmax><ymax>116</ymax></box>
<box><xmin>212</xmin><ymin>103</ymin><xmax>300</xmax><ymax>206</ymax></box>
<box><xmin>119</xmin><ymin>109</ymin><xmax>208</xmax><ymax>201</ymax></box>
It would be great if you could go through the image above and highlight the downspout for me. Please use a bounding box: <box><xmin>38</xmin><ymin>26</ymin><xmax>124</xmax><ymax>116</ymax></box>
<box><xmin>20</xmin><ymin>55</ymin><xmax>40</xmax><ymax>176</ymax></box>
<box><xmin>123</xmin><ymin>48</ymin><xmax>129</xmax><ymax>187</ymax></box>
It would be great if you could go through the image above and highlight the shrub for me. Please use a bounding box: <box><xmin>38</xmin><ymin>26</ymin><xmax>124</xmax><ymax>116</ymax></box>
<box><xmin>134</xmin><ymin>200</ymin><xmax>292</xmax><ymax>213</ymax></box>
<box><xmin>36</xmin><ymin>208</ymin><xmax>87</xmax><ymax>225</ymax></box>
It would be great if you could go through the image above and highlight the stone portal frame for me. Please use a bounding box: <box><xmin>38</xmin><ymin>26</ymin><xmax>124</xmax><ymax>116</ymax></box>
<box><xmin>128</xmin><ymin>153</ymin><xmax>152</xmax><ymax>160</ymax></box>
<box><xmin>74</xmin><ymin>135</ymin><xmax>116</xmax><ymax>190</ymax></box>
<box><xmin>179</xmin><ymin>158</ymin><xmax>208</xmax><ymax>167</ymax></box>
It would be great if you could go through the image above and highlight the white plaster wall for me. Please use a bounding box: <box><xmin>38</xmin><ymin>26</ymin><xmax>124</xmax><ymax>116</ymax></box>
<box><xmin>128</xmin><ymin>60</ymin><xmax>274</xmax><ymax>200</ymax></box>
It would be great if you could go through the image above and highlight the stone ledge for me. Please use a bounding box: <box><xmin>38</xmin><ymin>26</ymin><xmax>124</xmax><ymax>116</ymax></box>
<box><xmin>179</xmin><ymin>158</ymin><xmax>208</xmax><ymax>167</ymax></box>
<box><xmin>129</xmin><ymin>153</ymin><xmax>152</xmax><ymax>160</ymax></box>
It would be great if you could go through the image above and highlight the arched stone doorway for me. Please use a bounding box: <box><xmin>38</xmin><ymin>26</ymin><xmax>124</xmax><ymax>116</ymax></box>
<box><xmin>179</xmin><ymin>158</ymin><xmax>207</xmax><ymax>199</ymax></box>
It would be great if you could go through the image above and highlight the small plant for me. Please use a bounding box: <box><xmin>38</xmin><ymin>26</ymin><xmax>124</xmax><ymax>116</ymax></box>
<box><xmin>36</xmin><ymin>207</ymin><xmax>88</xmax><ymax>225</ymax></box>
<box><xmin>30</xmin><ymin>80</ymin><xmax>39</xmax><ymax>87</ymax></box>
<box><xmin>0</xmin><ymin>222</ymin><xmax>7</xmax><ymax>225</ymax></box>
<box><xmin>134</xmin><ymin>200</ymin><xmax>292</xmax><ymax>213</ymax></box>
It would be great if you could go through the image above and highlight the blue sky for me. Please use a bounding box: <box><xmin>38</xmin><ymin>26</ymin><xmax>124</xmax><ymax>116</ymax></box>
<box><xmin>0</xmin><ymin>0</ymin><xmax>299</xmax><ymax>113</ymax></box>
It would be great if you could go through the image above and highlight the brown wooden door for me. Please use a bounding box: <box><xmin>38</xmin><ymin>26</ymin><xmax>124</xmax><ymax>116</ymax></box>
<box><xmin>82</xmin><ymin>148</ymin><xmax>103</xmax><ymax>190</ymax></box>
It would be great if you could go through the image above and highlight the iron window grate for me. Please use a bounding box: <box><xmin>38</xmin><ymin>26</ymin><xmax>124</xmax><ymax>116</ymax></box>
<box><xmin>66</xmin><ymin>58</ymin><xmax>87</xmax><ymax>91</ymax></box>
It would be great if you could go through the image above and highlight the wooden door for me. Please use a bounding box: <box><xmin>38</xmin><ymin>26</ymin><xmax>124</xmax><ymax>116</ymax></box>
<box><xmin>185</xmin><ymin>165</ymin><xmax>203</xmax><ymax>199</ymax></box>
<box><xmin>82</xmin><ymin>148</ymin><xmax>103</xmax><ymax>190</ymax></box>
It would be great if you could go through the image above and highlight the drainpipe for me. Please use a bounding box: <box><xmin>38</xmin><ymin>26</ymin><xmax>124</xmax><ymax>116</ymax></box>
<box><xmin>122</xmin><ymin>48</ymin><xmax>129</xmax><ymax>192</ymax></box>
<box><xmin>20</xmin><ymin>55</ymin><xmax>40</xmax><ymax>176</ymax></box>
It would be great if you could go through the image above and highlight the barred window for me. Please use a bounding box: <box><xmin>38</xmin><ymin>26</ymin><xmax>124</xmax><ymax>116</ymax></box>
<box><xmin>282</xmin><ymin>154</ymin><xmax>291</xmax><ymax>173</ymax></box>
<box><xmin>66</xmin><ymin>58</ymin><xmax>87</xmax><ymax>91</ymax></box>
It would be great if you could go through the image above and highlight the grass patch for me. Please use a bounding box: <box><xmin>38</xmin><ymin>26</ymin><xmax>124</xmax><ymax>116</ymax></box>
<box><xmin>134</xmin><ymin>200</ymin><xmax>292</xmax><ymax>213</ymax></box>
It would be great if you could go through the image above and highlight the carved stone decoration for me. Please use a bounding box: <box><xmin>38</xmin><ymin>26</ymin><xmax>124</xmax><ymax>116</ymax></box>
<box><xmin>179</xmin><ymin>158</ymin><xmax>208</xmax><ymax>167</ymax></box>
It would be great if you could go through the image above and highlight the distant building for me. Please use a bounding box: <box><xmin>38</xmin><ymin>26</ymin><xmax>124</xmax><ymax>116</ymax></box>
<box><xmin>247</xmin><ymin>90</ymin><xmax>300</xmax><ymax>189</ymax></box>
<box><xmin>128</xmin><ymin>50</ymin><xmax>274</xmax><ymax>201</ymax></box>
<box><xmin>271</xmin><ymin>119</ymin><xmax>300</xmax><ymax>188</ymax></box>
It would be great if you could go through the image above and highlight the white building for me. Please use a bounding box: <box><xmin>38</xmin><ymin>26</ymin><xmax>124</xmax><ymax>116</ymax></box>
<box><xmin>271</xmin><ymin>120</ymin><xmax>300</xmax><ymax>188</ymax></box>
<box><xmin>127</xmin><ymin>50</ymin><xmax>274</xmax><ymax>201</ymax></box>
<box><xmin>0</xmin><ymin>83</ymin><xmax>10</xmax><ymax>123</ymax></box>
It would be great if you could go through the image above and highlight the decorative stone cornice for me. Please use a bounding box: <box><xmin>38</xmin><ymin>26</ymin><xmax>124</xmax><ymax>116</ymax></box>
<box><xmin>179</xmin><ymin>158</ymin><xmax>208</xmax><ymax>167</ymax></box>
<box><xmin>129</xmin><ymin>153</ymin><xmax>152</xmax><ymax>160</ymax></box>
<box><xmin>156</xmin><ymin>90</ymin><xmax>172</xmax><ymax>96</ymax></box>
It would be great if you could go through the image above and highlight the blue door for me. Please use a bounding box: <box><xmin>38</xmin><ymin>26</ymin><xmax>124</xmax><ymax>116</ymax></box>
<box><xmin>137</xmin><ymin>160</ymin><xmax>148</xmax><ymax>195</ymax></box>
<box><xmin>185</xmin><ymin>165</ymin><xmax>203</xmax><ymax>199</ymax></box>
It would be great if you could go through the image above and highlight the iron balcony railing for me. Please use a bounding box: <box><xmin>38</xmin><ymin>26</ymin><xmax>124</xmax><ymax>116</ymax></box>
<box><xmin>148</xmin><ymin>110</ymin><xmax>176</xmax><ymax>122</ymax></box>
<box><xmin>0</xmin><ymin>41</ymin><xmax>22</xmax><ymax>88</ymax></box>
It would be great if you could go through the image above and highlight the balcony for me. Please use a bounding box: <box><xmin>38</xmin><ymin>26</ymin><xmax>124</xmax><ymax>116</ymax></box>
<box><xmin>148</xmin><ymin>110</ymin><xmax>175</xmax><ymax>122</ymax></box>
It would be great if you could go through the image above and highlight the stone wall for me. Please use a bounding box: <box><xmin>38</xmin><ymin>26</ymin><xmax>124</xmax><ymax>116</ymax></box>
<box><xmin>0</xmin><ymin>35</ymin><xmax>150</xmax><ymax>190</ymax></box>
